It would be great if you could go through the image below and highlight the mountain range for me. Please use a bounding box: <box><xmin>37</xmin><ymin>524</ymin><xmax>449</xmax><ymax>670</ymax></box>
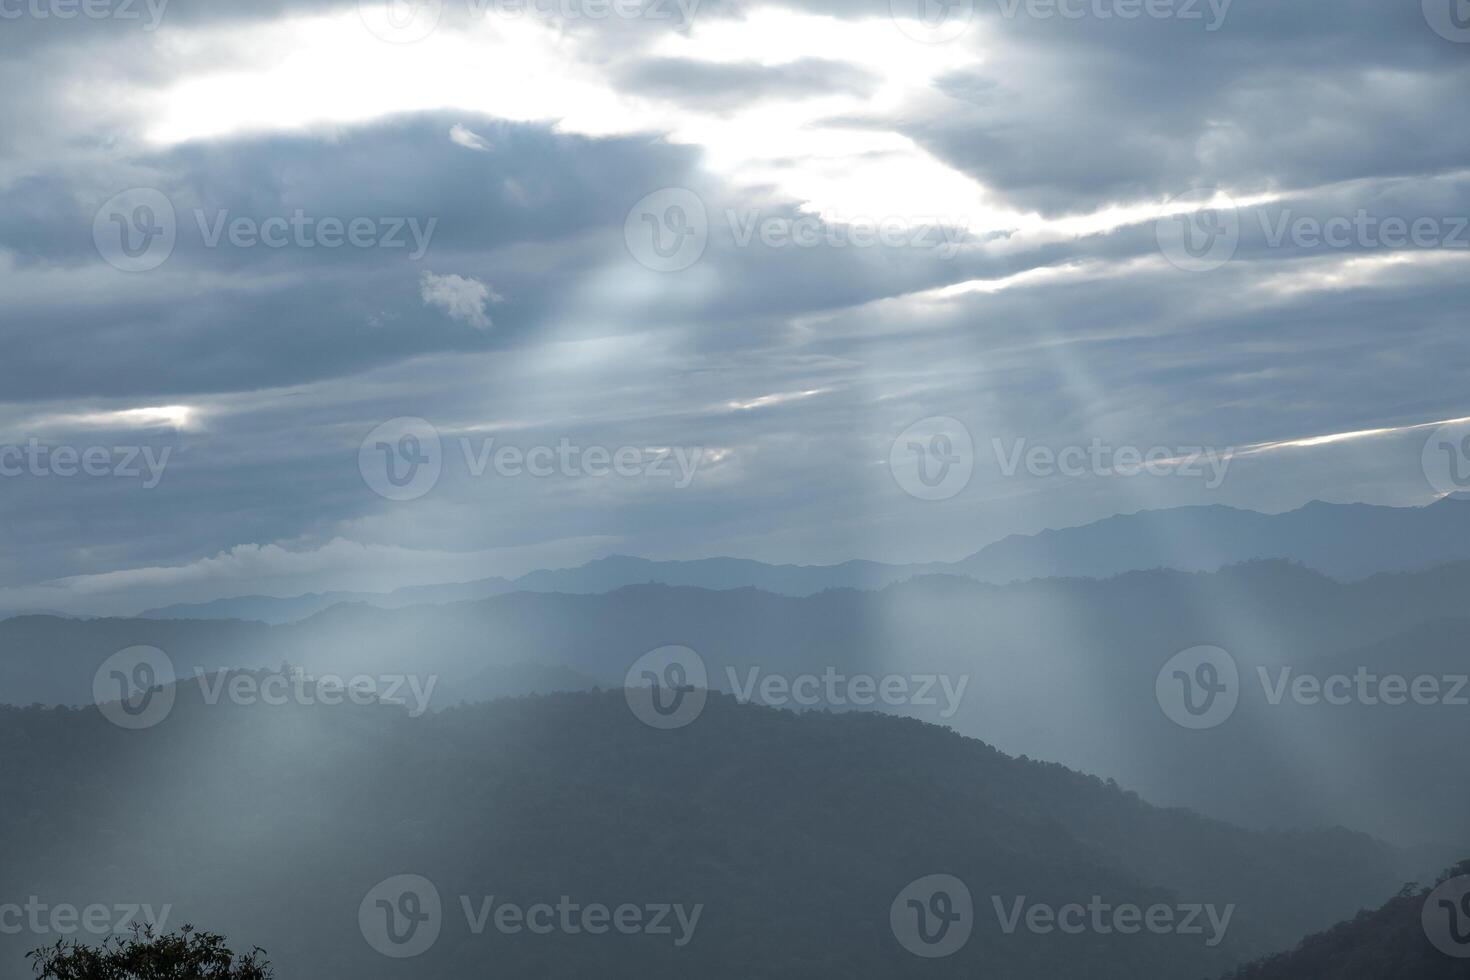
<box><xmin>131</xmin><ymin>496</ymin><xmax>1470</xmax><ymax>624</ymax></box>
<box><xmin>0</xmin><ymin>688</ymin><xmax>1451</xmax><ymax>979</ymax></box>
<box><xmin>8</xmin><ymin>558</ymin><xmax>1469</xmax><ymax>848</ymax></box>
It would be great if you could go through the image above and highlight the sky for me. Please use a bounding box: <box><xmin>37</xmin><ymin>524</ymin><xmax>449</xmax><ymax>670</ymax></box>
<box><xmin>1</xmin><ymin>0</ymin><xmax>1468</xmax><ymax>615</ymax></box>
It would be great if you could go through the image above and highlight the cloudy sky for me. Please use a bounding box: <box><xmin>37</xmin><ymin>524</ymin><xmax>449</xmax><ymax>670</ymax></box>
<box><xmin>1</xmin><ymin>0</ymin><xmax>1468</xmax><ymax>615</ymax></box>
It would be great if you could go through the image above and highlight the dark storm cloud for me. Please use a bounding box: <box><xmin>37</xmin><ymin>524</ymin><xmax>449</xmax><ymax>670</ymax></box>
<box><xmin>2</xmin><ymin>114</ymin><xmax>689</xmax><ymax>267</ymax></box>
<box><xmin>0</xmin><ymin>114</ymin><xmax>704</xmax><ymax>399</ymax></box>
<box><xmin>0</xmin><ymin>111</ymin><xmax>1021</xmax><ymax>403</ymax></box>
<box><xmin>776</xmin><ymin>0</ymin><xmax>1470</xmax><ymax>216</ymax></box>
<box><xmin>911</xmin><ymin>51</ymin><xmax>1470</xmax><ymax>217</ymax></box>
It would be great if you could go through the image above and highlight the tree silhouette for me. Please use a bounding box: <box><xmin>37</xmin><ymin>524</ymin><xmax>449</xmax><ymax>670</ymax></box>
<box><xmin>29</xmin><ymin>924</ymin><xmax>271</xmax><ymax>979</ymax></box>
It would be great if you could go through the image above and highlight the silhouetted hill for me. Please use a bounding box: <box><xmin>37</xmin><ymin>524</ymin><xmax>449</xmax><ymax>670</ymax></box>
<box><xmin>1221</xmin><ymin>862</ymin><xmax>1470</xmax><ymax>979</ymax></box>
<box><xmin>0</xmin><ymin>689</ymin><xmax>1435</xmax><ymax>979</ymax></box>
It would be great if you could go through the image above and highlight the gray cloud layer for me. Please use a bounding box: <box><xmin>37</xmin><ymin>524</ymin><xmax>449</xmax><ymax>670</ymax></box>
<box><xmin>0</xmin><ymin>0</ymin><xmax>1467</xmax><ymax>612</ymax></box>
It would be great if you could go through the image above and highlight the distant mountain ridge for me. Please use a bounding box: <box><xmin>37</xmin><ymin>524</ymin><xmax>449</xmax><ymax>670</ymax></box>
<box><xmin>10</xmin><ymin>559</ymin><xmax>1470</xmax><ymax>847</ymax></box>
<box><xmin>133</xmin><ymin>497</ymin><xmax>1470</xmax><ymax>624</ymax></box>
<box><xmin>957</xmin><ymin>496</ymin><xmax>1470</xmax><ymax>582</ymax></box>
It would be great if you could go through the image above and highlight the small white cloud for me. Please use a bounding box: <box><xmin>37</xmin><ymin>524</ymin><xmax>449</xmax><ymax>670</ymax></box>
<box><xmin>420</xmin><ymin>271</ymin><xmax>504</xmax><ymax>330</ymax></box>
<box><xmin>449</xmin><ymin>124</ymin><xmax>493</xmax><ymax>152</ymax></box>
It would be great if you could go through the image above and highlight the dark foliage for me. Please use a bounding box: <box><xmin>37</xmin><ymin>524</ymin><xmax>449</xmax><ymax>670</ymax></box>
<box><xmin>1223</xmin><ymin>862</ymin><xmax>1470</xmax><ymax>980</ymax></box>
<box><xmin>28</xmin><ymin>924</ymin><xmax>271</xmax><ymax>979</ymax></box>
